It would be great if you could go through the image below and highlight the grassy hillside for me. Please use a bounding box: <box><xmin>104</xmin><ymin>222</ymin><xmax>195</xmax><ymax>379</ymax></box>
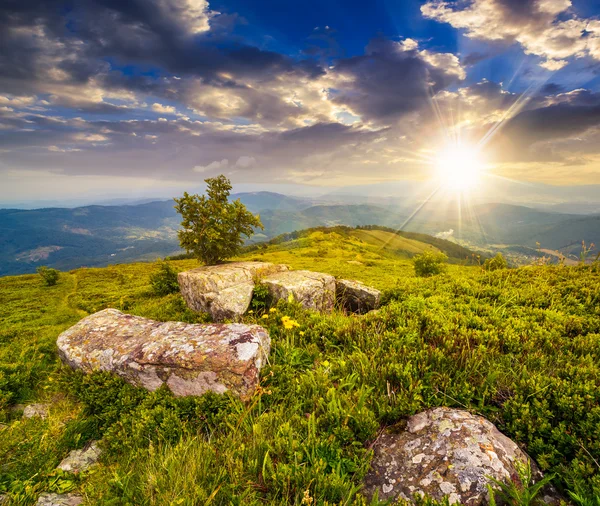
<box><xmin>1</xmin><ymin>231</ymin><xmax>599</xmax><ymax>505</ymax></box>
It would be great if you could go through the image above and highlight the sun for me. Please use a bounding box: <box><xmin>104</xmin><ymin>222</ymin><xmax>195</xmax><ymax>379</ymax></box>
<box><xmin>434</xmin><ymin>143</ymin><xmax>485</xmax><ymax>192</ymax></box>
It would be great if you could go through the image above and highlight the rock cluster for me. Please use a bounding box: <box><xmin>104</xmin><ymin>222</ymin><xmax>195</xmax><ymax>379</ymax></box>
<box><xmin>178</xmin><ymin>261</ymin><xmax>289</xmax><ymax>321</ymax></box>
<box><xmin>363</xmin><ymin>407</ymin><xmax>562</xmax><ymax>505</ymax></box>
<box><xmin>57</xmin><ymin>308</ymin><xmax>269</xmax><ymax>399</ymax></box>
<box><xmin>179</xmin><ymin>261</ymin><xmax>381</xmax><ymax>320</ymax></box>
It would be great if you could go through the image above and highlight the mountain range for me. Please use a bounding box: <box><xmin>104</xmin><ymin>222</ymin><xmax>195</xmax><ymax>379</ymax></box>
<box><xmin>1</xmin><ymin>192</ymin><xmax>598</xmax><ymax>276</ymax></box>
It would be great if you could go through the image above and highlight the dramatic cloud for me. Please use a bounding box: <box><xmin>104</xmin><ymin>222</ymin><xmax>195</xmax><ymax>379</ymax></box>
<box><xmin>422</xmin><ymin>0</ymin><xmax>600</xmax><ymax>70</ymax></box>
<box><xmin>331</xmin><ymin>38</ymin><xmax>465</xmax><ymax>124</ymax></box>
<box><xmin>1</xmin><ymin>0</ymin><xmax>600</xmax><ymax>203</ymax></box>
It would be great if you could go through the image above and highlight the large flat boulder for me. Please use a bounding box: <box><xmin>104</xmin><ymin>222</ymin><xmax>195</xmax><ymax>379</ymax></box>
<box><xmin>178</xmin><ymin>261</ymin><xmax>289</xmax><ymax>321</ymax></box>
<box><xmin>363</xmin><ymin>407</ymin><xmax>562</xmax><ymax>505</ymax></box>
<box><xmin>335</xmin><ymin>279</ymin><xmax>381</xmax><ymax>314</ymax></box>
<box><xmin>57</xmin><ymin>309</ymin><xmax>270</xmax><ymax>400</ymax></box>
<box><xmin>262</xmin><ymin>270</ymin><xmax>336</xmax><ymax>312</ymax></box>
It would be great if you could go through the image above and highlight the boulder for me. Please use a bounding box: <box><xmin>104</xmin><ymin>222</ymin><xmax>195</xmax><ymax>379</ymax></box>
<box><xmin>36</xmin><ymin>494</ymin><xmax>83</xmax><ymax>506</ymax></box>
<box><xmin>57</xmin><ymin>309</ymin><xmax>270</xmax><ymax>400</ymax></box>
<box><xmin>58</xmin><ymin>442</ymin><xmax>101</xmax><ymax>474</ymax></box>
<box><xmin>363</xmin><ymin>407</ymin><xmax>562</xmax><ymax>505</ymax></box>
<box><xmin>336</xmin><ymin>279</ymin><xmax>381</xmax><ymax>314</ymax></box>
<box><xmin>23</xmin><ymin>403</ymin><xmax>49</xmax><ymax>419</ymax></box>
<box><xmin>178</xmin><ymin>261</ymin><xmax>289</xmax><ymax>321</ymax></box>
<box><xmin>262</xmin><ymin>270</ymin><xmax>336</xmax><ymax>312</ymax></box>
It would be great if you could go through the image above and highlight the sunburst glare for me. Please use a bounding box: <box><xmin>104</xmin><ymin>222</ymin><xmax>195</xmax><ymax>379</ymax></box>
<box><xmin>434</xmin><ymin>143</ymin><xmax>486</xmax><ymax>192</ymax></box>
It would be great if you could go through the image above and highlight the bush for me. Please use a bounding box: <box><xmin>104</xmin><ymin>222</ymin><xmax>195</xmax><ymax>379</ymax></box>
<box><xmin>484</xmin><ymin>253</ymin><xmax>508</xmax><ymax>271</ymax></box>
<box><xmin>412</xmin><ymin>250</ymin><xmax>448</xmax><ymax>277</ymax></box>
<box><xmin>149</xmin><ymin>261</ymin><xmax>180</xmax><ymax>296</ymax></box>
<box><xmin>36</xmin><ymin>266</ymin><xmax>60</xmax><ymax>286</ymax></box>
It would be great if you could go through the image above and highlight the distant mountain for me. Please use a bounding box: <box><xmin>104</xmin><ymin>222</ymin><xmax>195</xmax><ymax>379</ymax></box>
<box><xmin>1</xmin><ymin>194</ymin><xmax>598</xmax><ymax>276</ymax></box>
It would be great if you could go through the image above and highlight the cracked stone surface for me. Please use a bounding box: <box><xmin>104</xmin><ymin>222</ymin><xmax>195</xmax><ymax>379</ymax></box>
<box><xmin>58</xmin><ymin>442</ymin><xmax>102</xmax><ymax>474</ymax></box>
<box><xmin>335</xmin><ymin>279</ymin><xmax>381</xmax><ymax>314</ymax></box>
<box><xmin>262</xmin><ymin>270</ymin><xmax>336</xmax><ymax>312</ymax></box>
<box><xmin>22</xmin><ymin>403</ymin><xmax>49</xmax><ymax>419</ymax></box>
<box><xmin>57</xmin><ymin>308</ymin><xmax>270</xmax><ymax>399</ymax></box>
<box><xmin>36</xmin><ymin>494</ymin><xmax>83</xmax><ymax>506</ymax></box>
<box><xmin>178</xmin><ymin>261</ymin><xmax>289</xmax><ymax>321</ymax></box>
<box><xmin>363</xmin><ymin>407</ymin><xmax>563</xmax><ymax>505</ymax></box>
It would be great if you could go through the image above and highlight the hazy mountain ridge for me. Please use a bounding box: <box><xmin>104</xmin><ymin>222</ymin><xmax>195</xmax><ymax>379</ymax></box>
<box><xmin>1</xmin><ymin>194</ymin><xmax>598</xmax><ymax>276</ymax></box>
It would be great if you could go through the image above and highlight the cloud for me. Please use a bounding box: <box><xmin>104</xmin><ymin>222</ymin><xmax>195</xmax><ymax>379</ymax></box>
<box><xmin>330</xmin><ymin>38</ymin><xmax>465</xmax><ymax>124</ymax></box>
<box><xmin>151</xmin><ymin>103</ymin><xmax>177</xmax><ymax>114</ymax></box>
<box><xmin>234</xmin><ymin>156</ymin><xmax>256</xmax><ymax>168</ymax></box>
<box><xmin>193</xmin><ymin>159</ymin><xmax>229</xmax><ymax>173</ymax></box>
<box><xmin>435</xmin><ymin>229</ymin><xmax>454</xmax><ymax>240</ymax></box>
<box><xmin>421</xmin><ymin>0</ymin><xmax>600</xmax><ymax>70</ymax></box>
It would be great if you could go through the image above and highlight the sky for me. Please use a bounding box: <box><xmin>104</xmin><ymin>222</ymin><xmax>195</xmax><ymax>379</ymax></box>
<box><xmin>1</xmin><ymin>0</ymin><xmax>600</xmax><ymax>203</ymax></box>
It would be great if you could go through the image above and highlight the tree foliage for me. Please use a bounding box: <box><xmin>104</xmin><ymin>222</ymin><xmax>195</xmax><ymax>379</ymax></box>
<box><xmin>174</xmin><ymin>175</ymin><xmax>264</xmax><ymax>265</ymax></box>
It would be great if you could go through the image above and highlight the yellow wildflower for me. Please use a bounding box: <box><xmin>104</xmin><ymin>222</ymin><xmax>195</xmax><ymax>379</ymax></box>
<box><xmin>322</xmin><ymin>360</ymin><xmax>330</xmax><ymax>367</ymax></box>
<box><xmin>269</xmin><ymin>307</ymin><xmax>277</xmax><ymax>313</ymax></box>
<box><xmin>299</xmin><ymin>331</ymin><xmax>305</xmax><ymax>336</ymax></box>
<box><xmin>262</xmin><ymin>314</ymin><xmax>269</xmax><ymax>319</ymax></box>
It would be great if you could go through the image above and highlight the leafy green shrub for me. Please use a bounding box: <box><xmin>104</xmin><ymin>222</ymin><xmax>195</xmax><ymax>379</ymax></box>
<box><xmin>412</xmin><ymin>250</ymin><xmax>448</xmax><ymax>277</ymax></box>
<box><xmin>149</xmin><ymin>261</ymin><xmax>180</xmax><ymax>296</ymax></box>
<box><xmin>37</xmin><ymin>266</ymin><xmax>60</xmax><ymax>286</ymax></box>
<box><xmin>484</xmin><ymin>253</ymin><xmax>508</xmax><ymax>271</ymax></box>
<box><xmin>251</xmin><ymin>282</ymin><xmax>271</xmax><ymax>312</ymax></box>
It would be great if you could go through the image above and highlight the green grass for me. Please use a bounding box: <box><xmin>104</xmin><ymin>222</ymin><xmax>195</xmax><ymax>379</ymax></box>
<box><xmin>1</xmin><ymin>229</ymin><xmax>599</xmax><ymax>505</ymax></box>
<box><xmin>350</xmin><ymin>229</ymin><xmax>438</xmax><ymax>255</ymax></box>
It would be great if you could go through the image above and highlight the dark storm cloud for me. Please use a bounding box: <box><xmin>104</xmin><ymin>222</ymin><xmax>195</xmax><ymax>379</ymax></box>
<box><xmin>0</xmin><ymin>0</ymin><xmax>320</xmax><ymax>108</ymax></box>
<box><xmin>331</xmin><ymin>38</ymin><xmax>464</xmax><ymax>124</ymax></box>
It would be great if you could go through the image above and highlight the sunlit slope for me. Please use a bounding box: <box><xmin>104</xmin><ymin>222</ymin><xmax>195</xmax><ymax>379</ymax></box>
<box><xmin>237</xmin><ymin>227</ymin><xmax>481</xmax><ymax>289</ymax></box>
<box><xmin>350</xmin><ymin>229</ymin><xmax>440</xmax><ymax>255</ymax></box>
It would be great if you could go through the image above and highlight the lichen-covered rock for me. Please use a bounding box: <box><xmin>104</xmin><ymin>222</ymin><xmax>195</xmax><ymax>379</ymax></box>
<box><xmin>178</xmin><ymin>261</ymin><xmax>289</xmax><ymax>321</ymax></box>
<box><xmin>36</xmin><ymin>494</ymin><xmax>83</xmax><ymax>506</ymax></box>
<box><xmin>57</xmin><ymin>442</ymin><xmax>101</xmax><ymax>474</ymax></box>
<box><xmin>336</xmin><ymin>279</ymin><xmax>381</xmax><ymax>314</ymax></box>
<box><xmin>262</xmin><ymin>270</ymin><xmax>336</xmax><ymax>312</ymax></box>
<box><xmin>210</xmin><ymin>282</ymin><xmax>255</xmax><ymax>322</ymax></box>
<box><xmin>363</xmin><ymin>407</ymin><xmax>562</xmax><ymax>505</ymax></box>
<box><xmin>57</xmin><ymin>309</ymin><xmax>270</xmax><ymax>400</ymax></box>
<box><xmin>23</xmin><ymin>403</ymin><xmax>49</xmax><ymax>419</ymax></box>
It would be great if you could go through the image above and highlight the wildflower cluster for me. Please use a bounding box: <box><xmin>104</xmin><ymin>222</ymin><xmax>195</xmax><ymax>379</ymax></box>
<box><xmin>281</xmin><ymin>315</ymin><xmax>300</xmax><ymax>330</ymax></box>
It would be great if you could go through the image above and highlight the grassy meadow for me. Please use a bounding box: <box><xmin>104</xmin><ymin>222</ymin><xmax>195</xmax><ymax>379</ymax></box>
<box><xmin>1</xmin><ymin>229</ymin><xmax>599</xmax><ymax>505</ymax></box>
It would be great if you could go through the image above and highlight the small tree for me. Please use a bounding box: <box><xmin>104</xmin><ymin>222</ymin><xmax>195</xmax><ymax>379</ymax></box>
<box><xmin>484</xmin><ymin>253</ymin><xmax>508</xmax><ymax>271</ymax></box>
<box><xmin>413</xmin><ymin>250</ymin><xmax>448</xmax><ymax>277</ymax></box>
<box><xmin>174</xmin><ymin>175</ymin><xmax>264</xmax><ymax>265</ymax></box>
<box><xmin>37</xmin><ymin>266</ymin><xmax>60</xmax><ymax>286</ymax></box>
